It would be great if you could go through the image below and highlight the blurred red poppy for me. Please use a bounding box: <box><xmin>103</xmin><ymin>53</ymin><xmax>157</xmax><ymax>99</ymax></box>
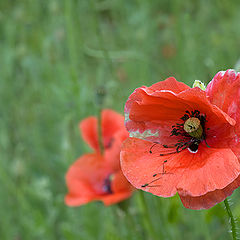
<box><xmin>121</xmin><ymin>69</ymin><xmax>240</xmax><ymax>209</ymax></box>
<box><xmin>65</xmin><ymin>109</ymin><xmax>133</xmax><ymax>206</ymax></box>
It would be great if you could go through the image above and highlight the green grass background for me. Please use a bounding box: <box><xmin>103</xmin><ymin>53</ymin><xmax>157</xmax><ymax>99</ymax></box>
<box><xmin>1</xmin><ymin>0</ymin><xmax>240</xmax><ymax>239</ymax></box>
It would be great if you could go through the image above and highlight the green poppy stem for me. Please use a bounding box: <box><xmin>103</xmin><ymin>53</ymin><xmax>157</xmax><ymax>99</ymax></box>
<box><xmin>96</xmin><ymin>87</ymin><xmax>106</xmax><ymax>155</ymax></box>
<box><xmin>137</xmin><ymin>191</ymin><xmax>157</xmax><ymax>239</ymax></box>
<box><xmin>97</xmin><ymin>107</ymin><xmax>104</xmax><ymax>154</ymax></box>
<box><xmin>224</xmin><ymin>198</ymin><xmax>237</xmax><ymax>240</ymax></box>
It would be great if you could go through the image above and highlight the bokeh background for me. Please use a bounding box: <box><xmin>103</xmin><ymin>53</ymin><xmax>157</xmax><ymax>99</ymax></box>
<box><xmin>1</xmin><ymin>0</ymin><xmax>240</xmax><ymax>239</ymax></box>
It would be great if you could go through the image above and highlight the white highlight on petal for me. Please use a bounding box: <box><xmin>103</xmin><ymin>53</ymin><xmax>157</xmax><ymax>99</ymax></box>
<box><xmin>159</xmin><ymin>90</ymin><xmax>176</xmax><ymax>94</ymax></box>
<box><xmin>218</xmin><ymin>71</ymin><xmax>226</xmax><ymax>76</ymax></box>
<box><xmin>129</xmin><ymin>129</ymin><xmax>159</xmax><ymax>139</ymax></box>
<box><xmin>188</xmin><ymin>148</ymin><xmax>198</xmax><ymax>154</ymax></box>
<box><xmin>125</xmin><ymin>112</ymin><xmax>159</xmax><ymax>139</ymax></box>
<box><xmin>229</xmin><ymin>69</ymin><xmax>237</xmax><ymax>76</ymax></box>
<box><xmin>124</xmin><ymin>113</ymin><xmax>130</xmax><ymax>122</ymax></box>
<box><xmin>218</xmin><ymin>69</ymin><xmax>237</xmax><ymax>77</ymax></box>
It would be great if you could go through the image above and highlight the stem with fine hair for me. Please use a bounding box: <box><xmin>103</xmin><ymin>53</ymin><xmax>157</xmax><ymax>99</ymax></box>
<box><xmin>224</xmin><ymin>198</ymin><xmax>237</xmax><ymax>240</ymax></box>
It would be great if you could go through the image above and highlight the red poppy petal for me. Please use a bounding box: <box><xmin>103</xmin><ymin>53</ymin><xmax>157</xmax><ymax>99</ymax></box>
<box><xmin>177</xmin><ymin>87</ymin><xmax>235</xmax><ymax>126</ymax></box>
<box><xmin>179</xmin><ymin>174</ymin><xmax>240</xmax><ymax>210</ymax></box>
<box><xmin>121</xmin><ymin>137</ymin><xmax>180</xmax><ymax>197</ymax></box>
<box><xmin>111</xmin><ymin>170</ymin><xmax>133</xmax><ymax>193</ymax></box>
<box><xmin>102</xmin><ymin>109</ymin><xmax>125</xmax><ymax>149</ymax></box>
<box><xmin>177</xmin><ymin>87</ymin><xmax>236</xmax><ymax>148</ymax></box>
<box><xmin>206</xmin><ymin>69</ymin><xmax>240</xmax><ymax>118</ymax></box>
<box><xmin>125</xmin><ymin>88</ymin><xmax>194</xmax><ymax>145</ymax></box>
<box><xmin>65</xmin><ymin>153</ymin><xmax>112</xmax><ymax>206</ymax></box>
<box><xmin>125</xmin><ymin>85</ymin><xmax>235</xmax><ymax>147</ymax></box>
<box><xmin>231</xmin><ymin>140</ymin><xmax>240</xmax><ymax>160</ymax></box>
<box><xmin>96</xmin><ymin>171</ymin><xmax>133</xmax><ymax>206</ymax></box>
<box><xmin>149</xmin><ymin>77</ymin><xmax>190</xmax><ymax>93</ymax></box>
<box><xmin>79</xmin><ymin>117</ymin><xmax>99</xmax><ymax>151</ymax></box>
<box><xmin>206</xmin><ymin>69</ymin><xmax>240</xmax><ymax>142</ymax></box>
<box><xmin>121</xmin><ymin>137</ymin><xmax>240</xmax><ymax>198</ymax></box>
<box><xmin>104</xmin><ymin>129</ymin><xmax>129</xmax><ymax>172</ymax></box>
<box><xmin>176</xmin><ymin>146</ymin><xmax>240</xmax><ymax>197</ymax></box>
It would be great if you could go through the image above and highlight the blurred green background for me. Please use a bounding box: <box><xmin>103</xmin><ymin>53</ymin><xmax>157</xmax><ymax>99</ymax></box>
<box><xmin>1</xmin><ymin>0</ymin><xmax>240</xmax><ymax>239</ymax></box>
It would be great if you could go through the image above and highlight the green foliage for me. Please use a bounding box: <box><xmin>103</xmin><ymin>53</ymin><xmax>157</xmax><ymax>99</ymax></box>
<box><xmin>1</xmin><ymin>0</ymin><xmax>240</xmax><ymax>239</ymax></box>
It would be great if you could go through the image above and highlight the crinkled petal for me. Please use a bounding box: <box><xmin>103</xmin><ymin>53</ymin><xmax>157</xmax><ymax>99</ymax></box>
<box><xmin>177</xmin><ymin>87</ymin><xmax>236</xmax><ymax>148</ymax></box>
<box><xmin>125</xmin><ymin>88</ymin><xmax>195</xmax><ymax>145</ymax></box>
<box><xmin>121</xmin><ymin>138</ymin><xmax>240</xmax><ymax>198</ymax></box>
<box><xmin>179</xmin><ymin>175</ymin><xmax>240</xmax><ymax>210</ymax></box>
<box><xmin>148</xmin><ymin>77</ymin><xmax>190</xmax><ymax>93</ymax></box>
<box><xmin>231</xmin><ymin>140</ymin><xmax>240</xmax><ymax>160</ymax></box>
<box><xmin>206</xmin><ymin>69</ymin><xmax>240</xmax><ymax>150</ymax></box>
<box><xmin>125</xmin><ymin>84</ymin><xmax>235</xmax><ymax>147</ymax></box>
<box><xmin>206</xmin><ymin>69</ymin><xmax>240</xmax><ymax>124</ymax></box>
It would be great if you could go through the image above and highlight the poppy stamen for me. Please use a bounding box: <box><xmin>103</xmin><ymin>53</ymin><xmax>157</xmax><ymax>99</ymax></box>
<box><xmin>163</xmin><ymin>142</ymin><xmax>180</xmax><ymax>148</ymax></box>
<box><xmin>153</xmin><ymin>160</ymin><xmax>168</xmax><ymax>176</ymax></box>
<box><xmin>149</xmin><ymin>142</ymin><xmax>159</xmax><ymax>153</ymax></box>
<box><xmin>204</xmin><ymin>139</ymin><xmax>211</xmax><ymax>148</ymax></box>
<box><xmin>159</xmin><ymin>145</ymin><xmax>188</xmax><ymax>156</ymax></box>
<box><xmin>141</xmin><ymin>161</ymin><xmax>173</xmax><ymax>188</ymax></box>
<box><xmin>141</xmin><ymin>184</ymin><xmax>162</xmax><ymax>188</ymax></box>
<box><xmin>162</xmin><ymin>160</ymin><xmax>167</xmax><ymax>174</ymax></box>
<box><xmin>167</xmin><ymin>110</ymin><xmax>207</xmax><ymax>155</ymax></box>
<box><xmin>141</xmin><ymin>177</ymin><xmax>163</xmax><ymax>188</ymax></box>
<box><xmin>159</xmin><ymin>140</ymin><xmax>193</xmax><ymax>156</ymax></box>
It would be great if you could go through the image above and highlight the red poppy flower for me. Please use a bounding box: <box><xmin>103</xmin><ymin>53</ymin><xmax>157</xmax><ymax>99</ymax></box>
<box><xmin>120</xmin><ymin>69</ymin><xmax>240</xmax><ymax>209</ymax></box>
<box><xmin>65</xmin><ymin>109</ymin><xmax>133</xmax><ymax>206</ymax></box>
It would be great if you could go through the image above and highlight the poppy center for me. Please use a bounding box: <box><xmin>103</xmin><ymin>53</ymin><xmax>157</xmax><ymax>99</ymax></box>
<box><xmin>150</xmin><ymin>110</ymin><xmax>207</xmax><ymax>156</ymax></box>
<box><xmin>102</xmin><ymin>174</ymin><xmax>114</xmax><ymax>194</ymax></box>
<box><xmin>183</xmin><ymin>117</ymin><xmax>203</xmax><ymax>139</ymax></box>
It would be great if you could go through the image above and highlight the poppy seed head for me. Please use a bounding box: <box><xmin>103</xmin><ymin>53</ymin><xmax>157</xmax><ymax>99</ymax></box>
<box><xmin>184</xmin><ymin>117</ymin><xmax>203</xmax><ymax>139</ymax></box>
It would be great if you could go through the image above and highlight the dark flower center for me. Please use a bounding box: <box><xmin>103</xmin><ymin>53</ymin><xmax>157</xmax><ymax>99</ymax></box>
<box><xmin>102</xmin><ymin>174</ymin><xmax>113</xmax><ymax>194</ymax></box>
<box><xmin>169</xmin><ymin>110</ymin><xmax>206</xmax><ymax>152</ymax></box>
<box><xmin>149</xmin><ymin>110</ymin><xmax>207</xmax><ymax>156</ymax></box>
